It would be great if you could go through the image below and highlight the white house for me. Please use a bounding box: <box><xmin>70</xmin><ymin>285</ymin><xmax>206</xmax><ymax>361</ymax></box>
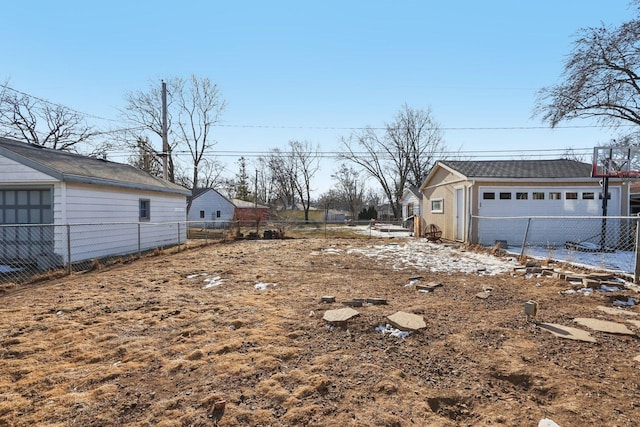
<box><xmin>0</xmin><ymin>137</ymin><xmax>190</xmax><ymax>268</ymax></box>
<box><xmin>187</xmin><ymin>188</ymin><xmax>236</xmax><ymax>226</ymax></box>
<box><xmin>400</xmin><ymin>186</ymin><xmax>422</xmax><ymax>229</ymax></box>
<box><xmin>419</xmin><ymin>159</ymin><xmax>630</xmax><ymax>246</ymax></box>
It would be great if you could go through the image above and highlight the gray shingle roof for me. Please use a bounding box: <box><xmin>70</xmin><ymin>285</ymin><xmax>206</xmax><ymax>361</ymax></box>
<box><xmin>440</xmin><ymin>159</ymin><xmax>593</xmax><ymax>179</ymax></box>
<box><xmin>0</xmin><ymin>137</ymin><xmax>190</xmax><ymax>195</ymax></box>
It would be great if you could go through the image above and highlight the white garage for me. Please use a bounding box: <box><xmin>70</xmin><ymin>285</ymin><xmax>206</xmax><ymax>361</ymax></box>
<box><xmin>419</xmin><ymin>159</ymin><xmax>630</xmax><ymax>246</ymax></box>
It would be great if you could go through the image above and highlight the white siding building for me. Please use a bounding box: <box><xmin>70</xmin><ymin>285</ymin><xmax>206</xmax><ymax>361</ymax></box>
<box><xmin>187</xmin><ymin>188</ymin><xmax>236</xmax><ymax>225</ymax></box>
<box><xmin>0</xmin><ymin>137</ymin><xmax>190</xmax><ymax>267</ymax></box>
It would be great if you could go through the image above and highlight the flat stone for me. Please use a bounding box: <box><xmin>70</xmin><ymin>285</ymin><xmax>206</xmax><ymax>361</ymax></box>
<box><xmin>573</xmin><ymin>318</ymin><xmax>635</xmax><ymax>335</ymax></box>
<box><xmin>627</xmin><ymin>319</ymin><xmax>640</xmax><ymax>328</ymax></box>
<box><xmin>366</xmin><ymin>297</ymin><xmax>388</xmax><ymax>305</ymax></box>
<box><xmin>634</xmin><ymin>355</ymin><xmax>640</xmax><ymax>363</ymax></box>
<box><xmin>387</xmin><ymin>311</ymin><xmax>426</xmax><ymax>331</ymax></box>
<box><xmin>323</xmin><ymin>307</ymin><xmax>360</xmax><ymax>322</ymax></box>
<box><xmin>415</xmin><ymin>282</ymin><xmax>443</xmax><ymax>292</ymax></box>
<box><xmin>538</xmin><ymin>323</ymin><xmax>597</xmax><ymax>343</ymax></box>
<box><xmin>597</xmin><ymin>306</ymin><xmax>639</xmax><ymax>316</ymax></box>
<box><xmin>476</xmin><ymin>290</ymin><xmax>491</xmax><ymax>299</ymax></box>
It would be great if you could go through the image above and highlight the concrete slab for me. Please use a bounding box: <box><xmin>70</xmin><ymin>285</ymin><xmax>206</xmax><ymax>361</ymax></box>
<box><xmin>573</xmin><ymin>318</ymin><xmax>635</xmax><ymax>335</ymax></box>
<box><xmin>597</xmin><ymin>306</ymin><xmax>639</xmax><ymax>316</ymax></box>
<box><xmin>538</xmin><ymin>323</ymin><xmax>597</xmax><ymax>343</ymax></box>
<box><xmin>323</xmin><ymin>307</ymin><xmax>360</xmax><ymax>323</ymax></box>
<box><xmin>387</xmin><ymin>311</ymin><xmax>426</xmax><ymax>331</ymax></box>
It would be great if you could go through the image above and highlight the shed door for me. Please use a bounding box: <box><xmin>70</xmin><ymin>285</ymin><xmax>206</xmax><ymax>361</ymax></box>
<box><xmin>0</xmin><ymin>188</ymin><xmax>54</xmax><ymax>265</ymax></box>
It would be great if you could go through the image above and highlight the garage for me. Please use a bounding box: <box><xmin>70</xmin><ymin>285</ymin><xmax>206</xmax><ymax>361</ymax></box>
<box><xmin>476</xmin><ymin>185</ymin><xmax>622</xmax><ymax>246</ymax></box>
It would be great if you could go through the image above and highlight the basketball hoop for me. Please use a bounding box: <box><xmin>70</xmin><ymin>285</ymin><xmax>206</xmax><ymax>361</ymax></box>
<box><xmin>592</xmin><ymin>146</ymin><xmax>640</xmax><ymax>180</ymax></box>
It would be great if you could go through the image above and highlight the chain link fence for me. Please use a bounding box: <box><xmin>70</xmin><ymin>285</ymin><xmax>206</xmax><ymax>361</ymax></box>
<box><xmin>473</xmin><ymin>215</ymin><xmax>639</xmax><ymax>276</ymax></box>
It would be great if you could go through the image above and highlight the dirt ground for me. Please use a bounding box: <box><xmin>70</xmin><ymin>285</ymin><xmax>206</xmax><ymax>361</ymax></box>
<box><xmin>0</xmin><ymin>237</ymin><xmax>639</xmax><ymax>426</ymax></box>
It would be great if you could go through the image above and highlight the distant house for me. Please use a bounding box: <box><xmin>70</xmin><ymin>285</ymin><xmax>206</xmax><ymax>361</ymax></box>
<box><xmin>187</xmin><ymin>188</ymin><xmax>235</xmax><ymax>226</ymax></box>
<box><xmin>231</xmin><ymin>198</ymin><xmax>269</xmax><ymax>225</ymax></box>
<box><xmin>400</xmin><ymin>186</ymin><xmax>423</xmax><ymax>230</ymax></box>
<box><xmin>0</xmin><ymin>137</ymin><xmax>190</xmax><ymax>268</ymax></box>
<box><xmin>419</xmin><ymin>159</ymin><xmax>629</xmax><ymax>246</ymax></box>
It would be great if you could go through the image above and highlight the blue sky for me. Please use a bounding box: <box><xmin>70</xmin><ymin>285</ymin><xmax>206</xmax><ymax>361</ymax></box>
<box><xmin>1</xmin><ymin>1</ymin><xmax>636</xmax><ymax>194</ymax></box>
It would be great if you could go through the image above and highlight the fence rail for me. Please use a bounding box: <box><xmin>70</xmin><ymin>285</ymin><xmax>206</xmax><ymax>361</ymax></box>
<box><xmin>3</xmin><ymin>216</ymin><xmax>636</xmax><ymax>286</ymax></box>
<box><xmin>472</xmin><ymin>215</ymin><xmax>640</xmax><ymax>278</ymax></box>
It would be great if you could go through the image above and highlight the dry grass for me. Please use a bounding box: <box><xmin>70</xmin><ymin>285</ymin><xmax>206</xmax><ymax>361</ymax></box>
<box><xmin>0</xmin><ymin>237</ymin><xmax>639</xmax><ymax>426</ymax></box>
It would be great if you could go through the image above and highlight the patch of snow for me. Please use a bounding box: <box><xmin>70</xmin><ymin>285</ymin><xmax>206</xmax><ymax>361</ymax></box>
<box><xmin>345</xmin><ymin>240</ymin><xmax>516</xmax><ymax>275</ymax></box>
<box><xmin>203</xmin><ymin>276</ymin><xmax>225</xmax><ymax>289</ymax></box>
<box><xmin>376</xmin><ymin>324</ymin><xmax>411</xmax><ymax>338</ymax></box>
<box><xmin>255</xmin><ymin>282</ymin><xmax>277</xmax><ymax>291</ymax></box>
<box><xmin>512</xmin><ymin>246</ymin><xmax>635</xmax><ymax>276</ymax></box>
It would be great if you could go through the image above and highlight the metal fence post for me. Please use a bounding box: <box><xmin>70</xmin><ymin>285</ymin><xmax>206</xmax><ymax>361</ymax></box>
<box><xmin>66</xmin><ymin>224</ymin><xmax>71</xmax><ymax>275</ymax></box>
<box><xmin>137</xmin><ymin>223</ymin><xmax>141</xmax><ymax>258</ymax></box>
<box><xmin>634</xmin><ymin>217</ymin><xmax>640</xmax><ymax>284</ymax></box>
<box><xmin>177</xmin><ymin>222</ymin><xmax>181</xmax><ymax>251</ymax></box>
<box><xmin>520</xmin><ymin>217</ymin><xmax>531</xmax><ymax>259</ymax></box>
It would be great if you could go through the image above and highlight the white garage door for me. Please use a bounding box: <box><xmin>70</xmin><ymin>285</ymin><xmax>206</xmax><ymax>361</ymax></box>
<box><xmin>477</xmin><ymin>186</ymin><xmax>621</xmax><ymax>246</ymax></box>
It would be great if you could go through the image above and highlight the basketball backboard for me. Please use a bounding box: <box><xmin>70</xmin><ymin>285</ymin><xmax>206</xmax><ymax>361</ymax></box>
<box><xmin>592</xmin><ymin>146</ymin><xmax>640</xmax><ymax>178</ymax></box>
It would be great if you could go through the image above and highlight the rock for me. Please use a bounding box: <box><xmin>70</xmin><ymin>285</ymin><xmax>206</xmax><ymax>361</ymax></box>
<box><xmin>321</xmin><ymin>296</ymin><xmax>336</xmax><ymax>303</ymax></box>
<box><xmin>573</xmin><ymin>318</ymin><xmax>635</xmax><ymax>335</ymax></box>
<box><xmin>538</xmin><ymin>323</ymin><xmax>596</xmax><ymax>343</ymax></box>
<box><xmin>323</xmin><ymin>307</ymin><xmax>360</xmax><ymax>323</ymax></box>
<box><xmin>538</xmin><ymin>418</ymin><xmax>560</xmax><ymax>427</ymax></box>
<box><xmin>387</xmin><ymin>311</ymin><xmax>426</xmax><ymax>331</ymax></box>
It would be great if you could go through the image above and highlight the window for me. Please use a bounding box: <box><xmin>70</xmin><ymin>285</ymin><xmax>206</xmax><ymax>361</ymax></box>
<box><xmin>566</xmin><ymin>192</ymin><xmax>578</xmax><ymax>200</ymax></box>
<box><xmin>533</xmin><ymin>192</ymin><xmax>545</xmax><ymax>200</ymax></box>
<box><xmin>431</xmin><ymin>199</ymin><xmax>443</xmax><ymax>213</ymax></box>
<box><xmin>549</xmin><ymin>192</ymin><xmax>561</xmax><ymax>200</ymax></box>
<box><xmin>216</xmin><ymin>210</ymin><xmax>221</xmax><ymax>218</ymax></box>
<box><xmin>483</xmin><ymin>192</ymin><xmax>495</xmax><ymax>200</ymax></box>
<box><xmin>516</xmin><ymin>192</ymin><xmax>528</xmax><ymax>200</ymax></box>
<box><xmin>499</xmin><ymin>192</ymin><xmax>511</xmax><ymax>200</ymax></box>
<box><xmin>199</xmin><ymin>210</ymin><xmax>205</xmax><ymax>219</ymax></box>
<box><xmin>582</xmin><ymin>192</ymin><xmax>595</xmax><ymax>200</ymax></box>
<box><xmin>139</xmin><ymin>199</ymin><xmax>150</xmax><ymax>221</ymax></box>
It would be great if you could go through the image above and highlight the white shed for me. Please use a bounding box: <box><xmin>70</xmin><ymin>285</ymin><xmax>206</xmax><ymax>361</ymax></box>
<box><xmin>0</xmin><ymin>137</ymin><xmax>190</xmax><ymax>268</ymax></box>
<box><xmin>187</xmin><ymin>188</ymin><xmax>236</xmax><ymax>226</ymax></box>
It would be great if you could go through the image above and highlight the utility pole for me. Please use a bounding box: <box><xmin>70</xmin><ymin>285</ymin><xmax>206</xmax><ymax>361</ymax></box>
<box><xmin>161</xmin><ymin>81</ymin><xmax>169</xmax><ymax>181</ymax></box>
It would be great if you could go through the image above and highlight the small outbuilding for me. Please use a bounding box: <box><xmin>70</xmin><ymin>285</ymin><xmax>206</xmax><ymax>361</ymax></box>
<box><xmin>187</xmin><ymin>188</ymin><xmax>236</xmax><ymax>226</ymax></box>
<box><xmin>0</xmin><ymin>137</ymin><xmax>190</xmax><ymax>268</ymax></box>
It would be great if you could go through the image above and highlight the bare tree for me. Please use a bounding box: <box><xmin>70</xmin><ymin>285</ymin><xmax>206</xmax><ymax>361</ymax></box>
<box><xmin>123</xmin><ymin>75</ymin><xmax>225</xmax><ymax>188</ymax></box>
<box><xmin>128</xmin><ymin>135</ymin><xmax>163</xmax><ymax>175</ymax></box>
<box><xmin>260</xmin><ymin>140</ymin><xmax>320</xmax><ymax>220</ymax></box>
<box><xmin>535</xmin><ymin>3</ymin><xmax>640</xmax><ymax>132</ymax></box>
<box><xmin>0</xmin><ymin>86</ymin><xmax>97</xmax><ymax>151</ymax></box>
<box><xmin>290</xmin><ymin>140</ymin><xmax>320</xmax><ymax>221</ymax></box>
<box><xmin>264</xmin><ymin>148</ymin><xmax>297</xmax><ymax>210</ymax></box>
<box><xmin>331</xmin><ymin>163</ymin><xmax>366</xmax><ymax>220</ymax></box>
<box><xmin>174</xmin><ymin>76</ymin><xmax>226</xmax><ymax>191</ymax></box>
<box><xmin>341</xmin><ymin>104</ymin><xmax>445</xmax><ymax>219</ymax></box>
